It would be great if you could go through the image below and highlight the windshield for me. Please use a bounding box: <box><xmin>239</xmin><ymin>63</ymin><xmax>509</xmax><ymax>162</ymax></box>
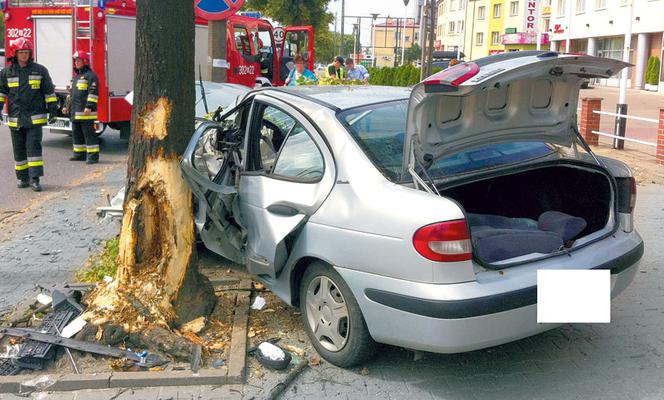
<box><xmin>340</xmin><ymin>100</ymin><xmax>555</xmax><ymax>182</ymax></box>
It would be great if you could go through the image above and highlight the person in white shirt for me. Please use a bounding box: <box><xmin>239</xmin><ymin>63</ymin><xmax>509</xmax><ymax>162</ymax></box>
<box><xmin>345</xmin><ymin>58</ymin><xmax>370</xmax><ymax>82</ymax></box>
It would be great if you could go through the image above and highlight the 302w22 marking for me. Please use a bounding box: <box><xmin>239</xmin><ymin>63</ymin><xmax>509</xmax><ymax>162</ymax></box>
<box><xmin>238</xmin><ymin>65</ymin><xmax>255</xmax><ymax>75</ymax></box>
<box><xmin>7</xmin><ymin>28</ymin><xmax>32</xmax><ymax>38</ymax></box>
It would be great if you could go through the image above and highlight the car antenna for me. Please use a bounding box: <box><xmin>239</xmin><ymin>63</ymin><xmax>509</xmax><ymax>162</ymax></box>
<box><xmin>199</xmin><ymin>64</ymin><xmax>209</xmax><ymax>115</ymax></box>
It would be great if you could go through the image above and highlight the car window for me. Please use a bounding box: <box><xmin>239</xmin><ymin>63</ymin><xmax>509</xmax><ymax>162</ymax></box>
<box><xmin>340</xmin><ymin>100</ymin><xmax>554</xmax><ymax>182</ymax></box>
<box><xmin>233</xmin><ymin>25</ymin><xmax>253</xmax><ymax>57</ymax></box>
<box><xmin>249</xmin><ymin>105</ymin><xmax>296</xmax><ymax>172</ymax></box>
<box><xmin>272</xmin><ymin>125</ymin><xmax>324</xmax><ymax>181</ymax></box>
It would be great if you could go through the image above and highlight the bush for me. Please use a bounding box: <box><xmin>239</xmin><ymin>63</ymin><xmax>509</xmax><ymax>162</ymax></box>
<box><xmin>646</xmin><ymin>56</ymin><xmax>660</xmax><ymax>86</ymax></box>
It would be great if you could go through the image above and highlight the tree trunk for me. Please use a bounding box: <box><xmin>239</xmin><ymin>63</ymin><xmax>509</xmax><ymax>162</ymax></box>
<box><xmin>85</xmin><ymin>0</ymin><xmax>216</xmax><ymax>347</ymax></box>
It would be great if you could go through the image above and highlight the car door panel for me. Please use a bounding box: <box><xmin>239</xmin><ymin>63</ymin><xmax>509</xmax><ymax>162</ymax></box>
<box><xmin>239</xmin><ymin>95</ymin><xmax>335</xmax><ymax>278</ymax></box>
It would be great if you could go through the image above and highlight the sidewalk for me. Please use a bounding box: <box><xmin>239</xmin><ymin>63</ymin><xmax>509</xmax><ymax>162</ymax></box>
<box><xmin>0</xmin><ymin>166</ymin><xmax>123</xmax><ymax>319</ymax></box>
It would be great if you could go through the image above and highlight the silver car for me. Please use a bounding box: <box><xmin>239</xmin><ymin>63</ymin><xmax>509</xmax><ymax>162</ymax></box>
<box><xmin>181</xmin><ymin>51</ymin><xmax>644</xmax><ymax>367</ymax></box>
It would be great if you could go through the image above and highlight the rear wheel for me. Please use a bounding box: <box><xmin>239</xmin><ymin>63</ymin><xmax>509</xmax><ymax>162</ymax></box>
<box><xmin>299</xmin><ymin>262</ymin><xmax>376</xmax><ymax>367</ymax></box>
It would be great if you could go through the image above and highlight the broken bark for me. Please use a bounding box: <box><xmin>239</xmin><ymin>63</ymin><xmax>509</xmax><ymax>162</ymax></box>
<box><xmin>83</xmin><ymin>0</ymin><xmax>216</xmax><ymax>358</ymax></box>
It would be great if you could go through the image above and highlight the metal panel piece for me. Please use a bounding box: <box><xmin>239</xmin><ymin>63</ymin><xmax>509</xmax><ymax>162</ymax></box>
<box><xmin>107</xmin><ymin>16</ymin><xmax>136</xmax><ymax>96</ymax></box>
<box><xmin>33</xmin><ymin>17</ymin><xmax>73</xmax><ymax>90</ymax></box>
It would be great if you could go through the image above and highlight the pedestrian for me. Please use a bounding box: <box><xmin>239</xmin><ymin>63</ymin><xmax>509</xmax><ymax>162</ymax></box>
<box><xmin>0</xmin><ymin>38</ymin><xmax>58</xmax><ymax>192</ymax></box>
<box><xmin>345</xmin><ymin>58</ymin><xmax>370</xmax><ymax>82</ymax></box>
<box><xmin>62</xmin><ymin>51</ymin><xmax>100</xmax><ymax>164</ymax></box>
<box><xmin>285</xmin><ymin>54</ymin><xmax>318</xmax><ymax>86</ymax></box>
<box><xmin>325</xmin><ymin>56</ymin><xmax>346</xmax><ymax>80</ymax></box>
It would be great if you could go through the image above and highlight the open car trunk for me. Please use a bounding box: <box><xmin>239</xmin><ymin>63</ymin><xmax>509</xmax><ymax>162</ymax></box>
<box><xmin>439</xmin><ymin>162</ymin><xmax>615</xmax><ymax>267</ymax></box>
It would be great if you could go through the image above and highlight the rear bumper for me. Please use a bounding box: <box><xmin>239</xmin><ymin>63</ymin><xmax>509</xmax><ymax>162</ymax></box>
<box><xmin>365</xmin><ymin>241</ymin><xmax>643</xmax><ymax>319</ymax></box>
<box><xmin>336</xmin><ymin>230</ymin><xmax>643</xmax><ymax>354</ymax></box>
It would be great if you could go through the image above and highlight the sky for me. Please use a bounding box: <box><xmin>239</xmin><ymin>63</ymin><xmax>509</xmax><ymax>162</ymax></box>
<box><xmin>326</xmin><ymin>0</ymin><xmax>421</xmax><ymax>47</ymax></box>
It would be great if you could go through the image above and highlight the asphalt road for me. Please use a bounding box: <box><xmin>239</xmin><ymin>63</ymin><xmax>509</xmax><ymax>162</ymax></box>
<box><xmin>0</xmin><ymin>125</ymin><xmax>128</xmax><ymax>214</ymax></box>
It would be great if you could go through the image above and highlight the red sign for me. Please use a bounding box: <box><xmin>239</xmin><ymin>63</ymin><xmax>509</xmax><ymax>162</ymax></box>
<box><xmin>502</xmin><ymin>32</ymin><xmax>550</xmax><ymax>45</ymax></box>
<box><xmin>434</xmin><ymin>39</ymin><xmax>442</xmax><ymax>50</ymax></box>
<box><xmin>195</xmin><ymin>0</ymin><xmax>244</xmax><ymax>21</ymax></box>
<box><xmin>553</xmin><ymin>24</ymin><xmax>564</xmax><ymax>34</ymax></box>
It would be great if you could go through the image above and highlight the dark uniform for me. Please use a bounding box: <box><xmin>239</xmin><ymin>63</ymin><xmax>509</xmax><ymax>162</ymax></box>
<box><xmin>0</xmin><ymin>60</ymin><xmax>58</xmax><ymax>182</ymax></box>
<box><xmin>68</xmin><ymin>65</ymin><xmax>100</xmax><ymax>163</ymax></box>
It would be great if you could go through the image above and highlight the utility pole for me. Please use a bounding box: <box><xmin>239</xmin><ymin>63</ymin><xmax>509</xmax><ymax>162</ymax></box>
<box><xmin>427</xmin><ymin>0</ymin><xmax>435</xmax><ymax>75</ymax></box>
<box><xmin>371</xmin><ymin>13</ymin><xmax>379</xmax><ymax>67</ymax></box>
<box><xmin>353</xmin><ymin>22</ymin><xmax>359</xmax><ymax>64</ymax></box>
<box><xmin>615</xmin><ymin>0</ymin><xmax>634</xmax><ymax>150</ymax></box>
<box><xmin>419</xmin><ymin>0</ymin><xmax>430</xmax><ymax>79</ymax></box>
<box><xmin>402</xmin><ymin>0</ymin><xmax>410</xmax><ymax>66</ymax></box>
<box><xmin>339</xmin><ymin>0</ymin><xmax>345</xmax><ymax>55</ymax></box>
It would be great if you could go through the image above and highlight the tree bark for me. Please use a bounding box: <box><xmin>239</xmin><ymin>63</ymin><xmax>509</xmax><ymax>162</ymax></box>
<box><xmin>85</xmin><ymin>0</ymin><xmax>216</xmax><ymax>348</ymax></box>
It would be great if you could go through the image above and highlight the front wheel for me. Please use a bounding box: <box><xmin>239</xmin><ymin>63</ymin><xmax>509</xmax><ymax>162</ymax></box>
<box><xmin>299</xmin><ymin>262</ymin><xmax>376</xmax><ymax>367</ymax></box>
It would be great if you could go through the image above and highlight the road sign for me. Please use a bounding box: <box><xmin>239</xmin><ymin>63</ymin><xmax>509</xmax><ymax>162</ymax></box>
<box><xmin>195</xmin><ymin>0</ymin><xmax>245</xmax><ymax>21</ymax></box>
<box><xmin>273</xmin><ymin>27</ymin><xmax>285</xmax><ymax>45</ymax></box>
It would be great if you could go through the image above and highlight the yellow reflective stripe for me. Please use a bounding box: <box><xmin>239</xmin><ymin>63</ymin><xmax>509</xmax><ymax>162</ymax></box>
<box><xmin>76</xmin><ymin>84</ymin><xmax>89</xmax><ymax>90</ymax></box>
<box><xmin>8</xmin><ymin>82</ymin><xmax>19</xmax><ymax>88</ymax></box>
<box><xmin>87</xmin><ymin>148</ymin><xmax>100</xmax><ymax>153</ymax></box>
<box><xmin>0</xmin><ymin>94</ymin><xmax>7</xmax><ymax>101</ymax></box>
<box><xmin>29</xmin><ymin>80</ymin><xmax>41</xmax><ymax>85</ymax></box>
<box><xmin>45</xmin><ymin>95</ymin><xmax>57</xmax><ymax>103</ymax></box>
<box><xmin>15</xmin><ymin>161</ymin><xmax>28</xmax><ymax>171</ymax></box>
<box><xmin>28</xmin><ymin>161</ymin><xmax>44</xmax><ymax>167</ymax></box>
<box><xmin>8</xmin><ymin>121</ymin><xmax>18</xmax><ymax>128</ymax></box>
<box><xmin>73</xmin><ymin>146</ymin><xmax>87</xmax><ymax>152</ymax></box>
<box><xmin>32</xmin><ymin>119</ymin><xmax>47</xmax><ymax>124</ymax></box>
<box><xmin>87</xmin><ymin>95</ymin><xmax>98</xmax><ymax>103</ymax></box>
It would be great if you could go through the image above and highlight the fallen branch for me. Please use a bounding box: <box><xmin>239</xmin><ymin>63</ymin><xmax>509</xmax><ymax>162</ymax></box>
<box><xmin>264</xmin><ymin>359</ymin><xmax>309</xmax><ymax>400</ymax></box>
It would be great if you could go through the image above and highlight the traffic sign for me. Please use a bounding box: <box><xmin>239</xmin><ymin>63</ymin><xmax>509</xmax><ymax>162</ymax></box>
<box><xmin>195</xmin><ymin>0</ymin><xmax>245</xmax><ymax>21</ymax></box>
<box><xmin>273</xmin><ymin>27</ymin><xmax>285</xmax><ymax>45</ymax></box>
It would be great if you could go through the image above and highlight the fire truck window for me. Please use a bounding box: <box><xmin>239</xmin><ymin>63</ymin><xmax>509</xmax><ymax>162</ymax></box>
<box><xmin>233</xmin><ymin>26</ymin><xmax>252</xmax><ymax>57</ymax></box>
<box><xmin>257</xmin><ymin>30</ymin><xmax>273</xmax><ymax>54</ymax></box>
<box><xmin>283</xmin><ymin>32</ymin><xmax>309</xmax><ymax>59</ymax></box>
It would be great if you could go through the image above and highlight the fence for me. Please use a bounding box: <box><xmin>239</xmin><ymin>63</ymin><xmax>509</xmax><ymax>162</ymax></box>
<box><xmin>578</xmin><ymin>97</ymin><xmax>664</xmax><ymax>165</ymax></box>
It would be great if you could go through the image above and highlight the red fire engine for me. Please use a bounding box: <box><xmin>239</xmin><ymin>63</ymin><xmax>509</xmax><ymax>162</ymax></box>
<box><xmin>2</xmin><ymin>0</ymin><xmax>314</xmax><ymax>138</ymax></box>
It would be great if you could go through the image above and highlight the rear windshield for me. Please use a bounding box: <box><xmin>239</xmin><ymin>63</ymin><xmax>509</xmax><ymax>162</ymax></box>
<box><xmin>340</xmin><ymin>100</ymin><xmax>554</xmax><ymax>182</ymax></box>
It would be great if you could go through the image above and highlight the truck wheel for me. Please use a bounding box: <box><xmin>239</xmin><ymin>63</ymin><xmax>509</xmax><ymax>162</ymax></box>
<box><xmin>299</xmin><ymin>262</ymin><xmax>376</xmax><ymax>367</ymax></box>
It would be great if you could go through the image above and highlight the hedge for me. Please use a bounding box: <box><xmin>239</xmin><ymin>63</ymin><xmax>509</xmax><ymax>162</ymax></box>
<box><xmin>646</xmin><ymin>56</ymin><xmax>660</xmax><ymax>86</ymax></box>
<box><xmin>367</xmin><ymin>65</ymin><xmax>443</xmax><ymax>87</ymax></box>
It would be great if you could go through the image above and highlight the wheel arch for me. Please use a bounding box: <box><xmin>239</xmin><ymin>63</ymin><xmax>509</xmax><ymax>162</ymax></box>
<box><xmin>288</xmin><ymin>256</ymin><xmax>333</xmax><ymax>307</ymax></box>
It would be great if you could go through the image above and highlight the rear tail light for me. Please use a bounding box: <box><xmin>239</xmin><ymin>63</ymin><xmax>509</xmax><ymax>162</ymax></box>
<box><xmin>616</xmin><ymin>177</ymin><xmax>637</xmax><ymax>213</ymax></box>
<box><xmin>413</xmin><ymin>220</ymin><xmax>472</xmax><ymax>262</ymax></box>
<box><xmin>423</xmin><ymin>62</ymin><xmax>480</xmax><ymax>91</ymax></box>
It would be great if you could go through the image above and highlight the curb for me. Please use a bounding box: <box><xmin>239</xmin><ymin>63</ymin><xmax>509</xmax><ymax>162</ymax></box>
<box><xmin>0</xmin><ymin>367</ymin><xmax>239</xmax><ymax>393</ymax></box>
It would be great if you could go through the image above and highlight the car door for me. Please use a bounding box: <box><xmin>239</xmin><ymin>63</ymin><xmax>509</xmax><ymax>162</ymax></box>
<box><xmin>181</xmin><ymin>101</ymin><xmax>252</xmax><ymax>264</ymax></box>
<box><xmin>239</xmin><ymin>94</ymin><xmax>335</xmax><ymax>277</ymax></box>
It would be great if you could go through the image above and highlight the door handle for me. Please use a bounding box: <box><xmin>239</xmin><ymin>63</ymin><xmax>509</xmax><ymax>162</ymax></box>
<box><xmin>266</xmin><ymin>204</ymin><xmax>299</xmax><ymax>216</ymax></box>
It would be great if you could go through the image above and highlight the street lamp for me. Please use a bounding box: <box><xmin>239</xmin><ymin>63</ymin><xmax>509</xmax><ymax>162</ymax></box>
<box><xmin>370</xmin><ymin>13</ymin><xmax>379</xmax><ymax>67</ymax></box>
<box><xmin>353</xmin><ymin>22</ymin><xmax>359</xmax><ymax>64</ymax></box>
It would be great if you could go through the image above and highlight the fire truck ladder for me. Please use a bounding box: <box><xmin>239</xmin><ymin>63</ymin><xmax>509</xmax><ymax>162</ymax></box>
<box><xmin>73</xmin><ymin>1</ymin><xmax>94</xmax><ymax>68</ymax></box>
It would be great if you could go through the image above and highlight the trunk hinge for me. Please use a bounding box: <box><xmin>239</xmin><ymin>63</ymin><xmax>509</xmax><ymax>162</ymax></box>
<box><xmin>572</xmin><ymin>125</ymin><xmax>605</xmax><ymax>167</ymax></box>
<box><xmin>407</xmin><ymin>145</ymin><xmax>440</xmax><ymax>196</ymax></box>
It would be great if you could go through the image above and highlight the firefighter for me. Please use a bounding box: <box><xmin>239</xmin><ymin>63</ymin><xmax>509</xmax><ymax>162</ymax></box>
<box><xmin>62</xmin><ymin>51</ymin><xmax>100</xmax><ymax>164</ymax></box>
<box><xmin>325</xmin><ymin>56</ymin><xmax>346</xmax><ymax>80</ymax></box>
<box><xmin>0</xmin><ymin>38</ymin><xmax>58</xmax><ymax>192</ymax></box>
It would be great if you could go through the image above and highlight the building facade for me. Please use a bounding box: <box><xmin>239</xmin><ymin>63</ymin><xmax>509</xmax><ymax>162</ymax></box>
<box><xmin>372</xmin><ymin>19</ymin><xmax>420</xmax><ymax>68</ymax></box>
<box><xmin>549</xmin><ymin>0</ymin><xmax>664</xmax><ymax>90</ymax></box>
<box><xmin>436</xmin><ymin>0</ymin><xmax>550</xmax><ymax>59</ymax></box>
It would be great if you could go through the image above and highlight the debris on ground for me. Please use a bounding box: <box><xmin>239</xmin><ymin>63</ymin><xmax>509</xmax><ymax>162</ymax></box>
<box><xmin>181</xmin><ymin>316</ymin><xmax>206</xmax><ymax>334</ymax></box>
<box><xmin>96</xmin><ymin>187</ymin><xmax>125</xmax><ymax>218</ymax></box>
<box><xmin>251</xmin><ymin>296</ymin><xmax>266</xmax><ymax>310</ymax></box>
<box><xmin>265</xmin><ymin>359</ymin><xmax>309</xmax><ymax>400</ymax></box>
<box><xmin>255</xmin><ymin>342</ymin><xmax>291</xmax><ymax>370</ymax></box>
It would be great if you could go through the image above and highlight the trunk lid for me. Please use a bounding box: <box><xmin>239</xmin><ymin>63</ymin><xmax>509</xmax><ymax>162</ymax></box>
<box><xmin>404</xmin><ymin>52</ymin><xmax>628</xmax><ymax>172</ymax></box>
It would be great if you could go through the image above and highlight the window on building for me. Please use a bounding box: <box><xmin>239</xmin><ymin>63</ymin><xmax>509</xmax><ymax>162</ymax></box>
<box><xmin>405</xmin><ymin>35</ymin><xmax>411</xmax><ymax>43</ymax></box>
<box><xmin>477</xmin><ymin>5</ymin><xmax>486</xmax><ymax>19</ymax></box>
<box><xmin>491</xmin><ymin>31</ymin><xmax>501</xmax><ymax>45</ymax></box>
<box><xmin>510</xmin><ymin>1</ymin><xmax>519</xmax><ymax>16</ymax></box>
<box><xmin>448</xmin><ymin>21</ymin><xmax>456</xmax><ymax>35</ymax></box>
<box><xmin>557</xmin><ymin>0</ymin><xmax>565</xmax><ymax>16</ymax></box>
<box><xmin>450</xmin><ymin>0</ymin><xmax>457</xmax><ymax>11</ymax></box>
<box><xmin>415</xmin><ymin>32</ymin><xmax>419</xmax><ymax>42</ymax></box>
<box><xmin>476</xmin><ymin>32</ymin><xmax>484</xmax><ymax>45</ymax></box>
<box><xmin>619</xmin><ymin>0</ymin><xmax>627</xmax><ymax>5</ymax></box>
<box><xmin>576</xmin><ymin>0</ymin><xmax>585</xmax><ymax>12</ymax></box>
<box><xmin>458</xmin><ymin>20</ymin><xmax>465</xmax><ymax>33</ymax></box>
<box><xmin>459</xmin><ymin>0</ymin><xmax>467</xmax><ymax>10</ymax></box>
<box><xmin>595</xmin><ymin>0</ymin><xmax>605</xmax><ymax>9</ymax></box>
<box><xmin>493</xmin><ymin>3</ymin><xmax>502</xmax><ymax>18</ymax></box>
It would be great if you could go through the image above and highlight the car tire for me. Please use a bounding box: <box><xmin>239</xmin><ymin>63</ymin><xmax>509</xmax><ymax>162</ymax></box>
<box><xmin>299</xmin><ymin>261</ymin><xmax>376</xmax><ymax>367</ymax></box>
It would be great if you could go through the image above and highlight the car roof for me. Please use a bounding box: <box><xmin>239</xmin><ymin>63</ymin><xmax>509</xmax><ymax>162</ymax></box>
<box><xmin>260</xmin><ymin>85</ymin><xmax>411</xmax><ymax>111</ymax></box>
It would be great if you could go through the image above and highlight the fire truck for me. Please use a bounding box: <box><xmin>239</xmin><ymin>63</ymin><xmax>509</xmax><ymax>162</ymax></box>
<box><xmin>2</xmin><ymin>0</ymin><xmax>314</xmax><ymax>138</ymax></box>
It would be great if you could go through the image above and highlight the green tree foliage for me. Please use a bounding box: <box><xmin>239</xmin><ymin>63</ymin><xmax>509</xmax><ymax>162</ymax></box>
<box><xmin>368</xmin><ymin>65</ymin><xmax>443</xmax><ymax>86</ymax></box>
<box><xmin>404</xmin><ymin>43</ymin><xmax>421</xmax><ymax>64</ymax></box>
<box><xmin>244</xmin><ymin>0</ymin><xmax>333</xmax><ymax>33</ymax></box>
<box><xmin>646</xmin><ymin>56</ymin><xmax>660</xmax><ymax>86</ymax></box>
<box><xmin>315</xmin><ymin>30</ymin><xmax>357</xmax><ymax>65</ymax></box>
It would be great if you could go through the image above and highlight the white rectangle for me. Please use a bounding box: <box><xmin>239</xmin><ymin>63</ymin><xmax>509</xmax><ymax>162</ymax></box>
<box><xmin>212</xmin><ymin>59</ymin><xmax>230</xmax><ymax>69</ymax></box>
<box><xmin>107</xmin><ymin>16</ymin><xmax>136</xmax><ymax>96</ymax></box>
<box><xmin>34</xmin><ymin>17</ymin><xmax>73</xmax><ymax>90</ymax></box>
<box><xmin>537</xmin><ymin>269</ymin><xmax>610</xmax><ymax>323</ymax></box>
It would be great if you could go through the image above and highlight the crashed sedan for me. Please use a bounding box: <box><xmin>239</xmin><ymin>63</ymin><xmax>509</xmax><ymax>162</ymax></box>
<box><xmin>181</xmin><ymin>51</ymin><xmax>644</xmax><ymax>367</ymax></box>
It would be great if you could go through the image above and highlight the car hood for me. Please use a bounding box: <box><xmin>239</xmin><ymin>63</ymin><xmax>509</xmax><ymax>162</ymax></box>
<box><xmin>403</xmin><ymin>52</ymin><xmax>628</xmax><ymax>172</ymax></box>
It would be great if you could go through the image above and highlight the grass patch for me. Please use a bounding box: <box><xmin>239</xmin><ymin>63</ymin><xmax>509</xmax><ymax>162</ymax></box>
<box><xmin>76</xmin><ymin>237</ymin><xmax>120</xmax><ymax>283</ymax></box>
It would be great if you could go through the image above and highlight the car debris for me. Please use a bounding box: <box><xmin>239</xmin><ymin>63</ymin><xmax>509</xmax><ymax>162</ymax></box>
<box><xmin>0</xmin><ymin>328</ymin><xmax>167</xmax><ymax>368</ymax></box>
<box><xmin>251</xmin><ymin>296</ymin><xmax>266</xmax><ymax>310</ymax></box>
<box><xmin>254</xmin><ymin>342</ymin><xmax>291</xmax><ymax>370</ymax></box>
<box><xmin>265</xmin><ymin>359</ymin><xmax>309</xmax><ymax>400</ymax></box>
<box><xmin>97</xmin><ymin>187</ymin><xmax>125</xmax><ymax>218</ymax></box>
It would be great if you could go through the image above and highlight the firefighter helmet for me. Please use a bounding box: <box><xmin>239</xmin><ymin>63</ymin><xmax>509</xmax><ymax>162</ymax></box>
<box><xmin>9</xmin><ymin>37</ymin><xmax>33</xmax><ymax>57</ymax></box>
<box><xmin>72</xmin><ymin>51</ymin><xmax>91</xmax><ymax>64</ymax></box>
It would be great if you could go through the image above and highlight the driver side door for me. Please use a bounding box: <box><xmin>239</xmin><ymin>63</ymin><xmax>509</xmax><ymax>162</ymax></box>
<box><xmin>239</xmin><ymin>95</ymin><xmax>335</xmax><ymax>277</ymax></box>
